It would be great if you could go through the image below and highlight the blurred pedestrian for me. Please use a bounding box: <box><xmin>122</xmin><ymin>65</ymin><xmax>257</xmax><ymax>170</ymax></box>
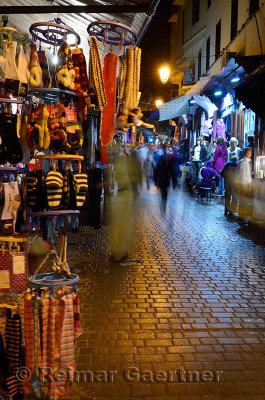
<box><xmin>208</xmin><ymin>139</ymin><xmax>217</xmax><ymax>161</ymax></box>
<box><xmin>237</xmin><ymin>147</ymin><xmax>253</xmax><ymax>219</ymax></box>
<box><xmin>155</xmin><ymin>145</ymin><xmax>171</xmax><ymax>211</ymax></box>
<box><xmin>199</xmin><ymin>160</ymin><xmax>220</xmax><ymax>193</ymax></box>
<box><xmin>213</xmin><ymin>137</ymin><xmax>228</xmax><ymax>195</ymax></box>
<box><xmin>169</xmin><ymin>147</ymin><xmax>182</xmax><ymax>189</ymax></box>
<box><xmin>221</xmin><ymin>155</ymin><xmax>239</xmax><ymax>216</ymax></box>
<box><xmin>191</xmin><ymin>137</ymin><xmax>207</xmax><ymax>185</ymax></box>
<box><xmin>110</xmin><ymin>147</ymin><xmax>135</xmax><ymax>261</ymax></box>
<box><xmin>143</xmin><ymin>152</ymin><xmax>154</xmax><ymax>190</ymax></box>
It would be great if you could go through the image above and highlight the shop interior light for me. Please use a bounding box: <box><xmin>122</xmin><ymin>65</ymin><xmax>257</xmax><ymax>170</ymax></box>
<box><xmin>156</xmin><ymin>99</ymin><xmax>163</xmax><ymax>108</ymax></box>
<box><xmin>52</xmin><ymin>54</ymin><xmax>58</xmax><ymax>65</ymax></box>
<box><xmin>231</xmin><ymin>73</ymin><xmax>240</xmax><ymax>83</ymax></box>
<box><xmin>159</xmin><ymin>67</ymin><xmax>170</xmax><ymax>84</ymax></box>
<box><xmin>214</xmin><ymin>90</ymin><xmax>222</xmax><ymax>96</ymax></box>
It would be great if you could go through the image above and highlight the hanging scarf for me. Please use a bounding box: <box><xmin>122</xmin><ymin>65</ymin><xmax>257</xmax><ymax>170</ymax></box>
<box><xmin>100</xmin><ymin>52</ymin><xmax>119</xmax><ymax>164</ymax></box>
<box><xmin>88</xmin><ymin>36</ymin><xmax>106</xmax><ymax>110</ymax></box>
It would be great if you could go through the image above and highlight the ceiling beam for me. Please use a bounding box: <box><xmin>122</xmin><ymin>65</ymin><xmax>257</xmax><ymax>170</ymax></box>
<box><xmin>0</xmin><ymin>4</ymin><xmax>150</xmax><ymax>15</ymax></box>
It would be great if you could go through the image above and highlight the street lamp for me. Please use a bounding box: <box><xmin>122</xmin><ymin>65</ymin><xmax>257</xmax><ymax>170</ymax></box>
<box><xmin>155</xmin><ymin>99</ymin><xmax>163</xmax><ymax>108</ymax></box>
<box><xmin>159</xmin><ymin>67</ymin><xmax>170</xmax><ymax>84</ymax></box>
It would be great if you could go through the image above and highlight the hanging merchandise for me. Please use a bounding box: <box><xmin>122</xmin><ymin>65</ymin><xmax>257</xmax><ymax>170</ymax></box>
<box><xmin>71</xmin><ymin>46</ymin><xmax>89</xmax><ymax>95</ymax></box>
<box><xmin>29</xmin><ymin>43</ymin><xmax>43</xmax><ymax>89</ymax></box>
<box><xmin>100</xmin><ymin>52</ymin><xmax>119</xmax><ymax>164</ymax></box>
<box><xmin>0</xmin><ymin>240</ymin><xmax>27</xmax><ymax>293</ymax></box>
<box><xmin>213</xmin><ymin>118</ymin><xmax>227</xmax><ymax>141</ymax></box>
<box><xmin>116</xmin><ymin>45</ymin><xmax>141</xmax><ymax>128</ymax></box>
<box><xmin>37</xmin><ymin>50</ymin><xmax>52</xmax><ymax>88</ymax></box>
<box><xmin>56</xmin><ymin>41</ymin><xmax>75</xmax><ymax>91</ymax></box>
<box><xmin>89</xmin><ymin>36</ymin><xmax>107</xmax><ymax>111</ymax></box>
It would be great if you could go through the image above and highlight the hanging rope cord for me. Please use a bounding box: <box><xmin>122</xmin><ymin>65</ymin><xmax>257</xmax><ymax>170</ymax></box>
<box><xmin>33</xmin><ymin>249</ymin><xmax>70</xmax><ymax>277</ymax></box>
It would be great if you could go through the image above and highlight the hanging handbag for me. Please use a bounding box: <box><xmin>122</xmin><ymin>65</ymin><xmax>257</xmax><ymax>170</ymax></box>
<box><xmin>28</xmin><ymin>234</ymin><xmax>49</xmax><ymax>275</ymax></box>
<box><xmin>0</xmin><ymin>249</ymin><xmax>27</xmax><ymax>293</ymax></box>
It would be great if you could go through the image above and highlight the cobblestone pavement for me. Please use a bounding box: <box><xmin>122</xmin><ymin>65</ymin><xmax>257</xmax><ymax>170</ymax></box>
<box><xmin>67</xmin><ymin>188</ymin><xmax>265</xmax><ymax>400</ymax></box>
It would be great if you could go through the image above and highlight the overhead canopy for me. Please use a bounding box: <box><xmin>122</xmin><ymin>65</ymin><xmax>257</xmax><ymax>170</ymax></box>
<box><xmin>235</xmin><ymin>62</ymin><xmax>265</xmax><ymax>120</ymax></box>
<box><xmin>158</xmin><ymin>93</ymin><xmax>217</xmax><ymax>122</ymax></box>
<box><xmin>201</xmin><ymin>58</ymin><xmax>246</xmax><ymax>96</ymax></box>
<box><xmin>0</xmin><ymin>0</ymin><xmax>159</xmax><ymax>58</ymax></box>
<box><xmin>186</xmin><ymin>76</ymin><xmax>213</xmax><ymax>96</ymax></box>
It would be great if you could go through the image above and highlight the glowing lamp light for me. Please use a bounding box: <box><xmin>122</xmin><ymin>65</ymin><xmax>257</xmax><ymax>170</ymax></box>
<box><xmin>214</xmin><ymin>90</ymin><xmax>222</xmax><ymax>97</ymax></box>
<box><xmin>156</xmin><ymin>99</ymin><xmax>163</xmax><ymax>108</ymax></box>
<box><xmin>231</xmin><ymin>73</ymin><xmax>240</xmax><ymax>83</ymax></box>
<box><xmin>190</xmin><ymin>99</ymin><xmax>196</xmax><ymax>104</ymax></box>
<box><xmin>159</xmin><ymin>67</ymin><xmax>170</xmax><ymax>84</ymax></box>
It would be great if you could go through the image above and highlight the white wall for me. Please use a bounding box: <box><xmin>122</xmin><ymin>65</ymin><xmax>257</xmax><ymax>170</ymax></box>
<box><xmin>172</xmin><ymin>0</ymin><xmax>265</xmax><ymax>82</ymax></box>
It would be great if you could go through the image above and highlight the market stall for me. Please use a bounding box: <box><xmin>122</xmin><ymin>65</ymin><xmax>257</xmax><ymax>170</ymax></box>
<box><xmin>0</xmin><ymin>3</ymin><xmax>152</xmax><ymax>397</ymax></box>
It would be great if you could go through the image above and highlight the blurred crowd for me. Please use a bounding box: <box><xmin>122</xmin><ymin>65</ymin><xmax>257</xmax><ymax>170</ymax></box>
<box><xmin>106</xmin><ymin>138</ymin><xmax>259</xmax><ymax>262</ymax></box>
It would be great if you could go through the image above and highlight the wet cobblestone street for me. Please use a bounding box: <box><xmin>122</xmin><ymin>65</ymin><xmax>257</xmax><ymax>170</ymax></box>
<box><xmin>67</xmin><ymin>188</ymin><xmax>265</xmax><ymax>400</ymax></box>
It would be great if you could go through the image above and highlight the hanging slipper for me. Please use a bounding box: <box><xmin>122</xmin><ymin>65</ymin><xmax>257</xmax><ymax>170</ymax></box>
<box><xmin>46</xmin><ymin>170</ymin><xmax>63</xmax><ymax>210</ymax></box>
<box><xmin>74</xmin><ymin>172</ymin><xmax>88</xmax><ymax>208</ymax></box>
<box><xmin>62</xmin><ymin>169</ymin><xmax>77</xmax><ymax>210</ymax></box>
<box><xmin>26</xmin><ymin>173</ymin><xmax>38</xmax><ymax>208</ymax></box>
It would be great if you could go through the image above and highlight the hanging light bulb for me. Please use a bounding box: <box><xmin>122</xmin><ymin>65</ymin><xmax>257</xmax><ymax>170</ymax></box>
<box><xmin>214</xmin><ymin>89</ymin><xmax>222</xmax><ymax>97</ymax></box>
<box><xmin>231</xmin><ymin>73</ymin><xmax>240</xmax><ymax>83</ymax></box>
<box><xmin>156</xmin><ymin>99</ymin><xmax>163</xmax><ymax>108</ymax></box>
<box><xmin>159</xmin><ymin>67</ymin><xmax>170</xmax><ymax>84</ymax></box>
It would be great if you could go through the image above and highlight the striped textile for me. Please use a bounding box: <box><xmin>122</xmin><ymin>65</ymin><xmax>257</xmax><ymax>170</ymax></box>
<box><xmin>6</xmin><ymin>375</ymin><xmax>23</xmax><ymax>399</ymax></box>
<box><xmin>46</xmin><ymin>171</ymin><xmax>63</xmax><ymax>188</ymax></box>
<box><xmin>22</xmin><ymin>296</ymin><xmax>42</xmax><ymax>395</ymax></box>
<box><xmin>47</xmin><ymin>297</ymin><xmax>57</xmax><ymax>400</ymax></box>
<box><xmin>74</xmin><ymin>173</ymin><xmax>88</xmax><ymax>192</ymax></box>
<box><xmin>40</xmin><ymin>297</ymin><xmax>49</xmax><ymax>378</ymax></box>
<box><xmin>5</xmin><ymin>311</ymin><xmax>23</xmax><ymax>400</ymax></box>
<box><xmin>23</xmin><ymin>297</ymin><xmax>34</xmax><ymax>395</ymax></box>
<box><xmin>76</xmin><ymin>192</ymin><xmax>86</xmax><ymax>208</ymax></box>
<box><xmin>5</xmin><ymin>313</ymin><xmax>21</xmax><ymax>368</ymax></box>
<box><xmin>73</xmin><ymin>291</ymin><xmax>83</xmax><ymax>339</ymax></box>
<box><xmin>26</xmin><ymin>175</ymin><xmax>38</xmax><ymax>207</ymax></box>
<box><xmin>31</xmin><ymin>297</ymin><xmax>42</xmax><ymax>398</ymax></box>
<box><xmin>55</xmin><ymin>294</ymin><xmax>75</xmax><ymax>397</ymax></box>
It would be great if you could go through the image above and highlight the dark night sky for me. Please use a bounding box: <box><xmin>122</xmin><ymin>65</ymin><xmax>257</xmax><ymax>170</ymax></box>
<box><xmin>140</xmin><ymin>0</ymin><xmax>172</xmax><ymax>107</ymax></box>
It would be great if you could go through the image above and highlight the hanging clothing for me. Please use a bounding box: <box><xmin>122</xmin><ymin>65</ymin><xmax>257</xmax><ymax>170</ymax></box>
<box><xmin>100</xmin><ymin>53</ymin><xmax>119</xmax><ymax>164</ymax></box>
<box><xmin>213</xmin><ymin>119</ymin><xmax>227</xmax><ymax>141</ymax></box>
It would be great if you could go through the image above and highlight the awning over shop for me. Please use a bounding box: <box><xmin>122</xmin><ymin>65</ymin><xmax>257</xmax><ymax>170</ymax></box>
<box><xmin>235</xmin><ymin>62</ymin><xmax>265</xmax><ymax>120</ymax></box>
<box><xmin>1</xmin><ymin>0</ymin><xmax>159</xmax><ymax>58</ymax></box>
<box><xmin>201</xmin><ymin>58</ymin><xmax>246</xmax><ymax>96</ymax></box>
<box><xmin>186</xmin><ymin>76</ymin><xmax>213</xmax><ymax>95</ymax></box>
<box><xmin>158</xmin><ymin>93</ymin><xmax>217</xmax><ymax>122</ymax></box>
